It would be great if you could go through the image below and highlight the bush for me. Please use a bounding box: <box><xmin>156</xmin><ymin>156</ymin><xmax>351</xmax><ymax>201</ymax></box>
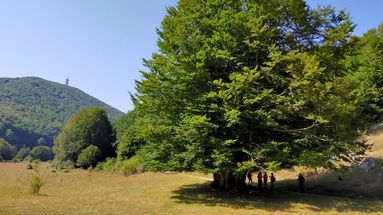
<box><xmin>49</xmin><ymin>160</ymin><xmax>74</xmax><ymax>171</ymax></box>
<box><xmin>95</xmin><ymin>158</ymin><xmax>118</xmax><ymax>172</ymax></box>
<box><xmin>24</xmin><ymin>155</ymin><xmax>34</xmax><ymax>162</ymax></box>
<box><xmin>30</xmin><ymin>175</ymin><xmax>44</xmax><ymax>195</ymax></box>
<box><xmin>95</xmin><ymin>155</ymin><xmax>143</xmax><ymax>176</ymax></box>
<box><xmin>77</xmin><ymin>145</ymin><xmax>101</xmax><ymax>168</ymax></box>
<box><xmin>120</xmin><ymin>155</ymin><xmax>143</xmax><ymax>176</ymax></box>
<box><xmin>32</xmin><ymin>159</ymin><xmax>40</xmax><ymax>164</ymax></box>
<box><xmin>26</xmin><ymin>163</ymin><xmax>33</xmax><ymax>170</ymax></box>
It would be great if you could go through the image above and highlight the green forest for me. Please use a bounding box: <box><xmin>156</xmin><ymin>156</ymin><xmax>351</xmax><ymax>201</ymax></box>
<box><xmin>0</xmin><ymin>77</ymin><xmax>123</xmax><ymax>150</ymax></box>
<box><xmin>2</xmin><ymin>0</ymin><xmax>383</xmax><ymax>192</ymax></box>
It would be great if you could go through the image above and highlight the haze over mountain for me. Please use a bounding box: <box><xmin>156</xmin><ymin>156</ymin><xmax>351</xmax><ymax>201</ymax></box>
<box><xmin>0</xmin><ymin>77</ymin><xmax>124</xmax><ymax>149</ymax></box>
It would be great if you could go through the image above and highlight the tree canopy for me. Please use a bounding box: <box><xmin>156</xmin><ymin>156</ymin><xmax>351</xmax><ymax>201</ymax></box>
<box><xmin>53</xmin><ymin>108</ymin><xmax>115</xmax><ymax>165</ymax></box>
<box><xmin>130</xmin><ymin>0</ymin><xmax>369</xmax><ymax>190</ymax></box>
<box><xmin>113</xmin><ymin>110</ymin><xmax>138</xmax><ymax>142</ymax></box>
<box><xmin>0</xmin><ymin>138</ymin><xmax>16</xmax><ymax>160</ymax></box>
<box><xmin>344</xmin><ymin>22</ymin><xmax>383</xmax><ymax>121</ymax></box>
<box><xmin>15</xmin><ymin>147</ymin><xmax>30</xmax><ymax>161</ymax></box>
<box><xmin>30</xmin><ymin>146</ymin><xmax>54</xmax><ymax>161</ymax></box>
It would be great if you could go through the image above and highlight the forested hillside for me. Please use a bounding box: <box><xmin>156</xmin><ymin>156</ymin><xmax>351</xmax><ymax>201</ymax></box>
<box><xmin>0</xmin><ymin>77</ymin><xmax>123</xmax><ymax>149</ymax></box>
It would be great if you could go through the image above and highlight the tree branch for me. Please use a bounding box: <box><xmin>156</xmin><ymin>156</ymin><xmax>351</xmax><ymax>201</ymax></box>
<box><xmin>312</xmin><ymin>135</ymin><xmax>333</xmax><ymax>142</ymax></box>
<box><xmin>273</xmin><ymin>121</ymin><xmax>319</xmax><ymax>133</ymax></box>
<box><xmin>277</xmin><ymin>89</ymin><xmax>288</xmax><ymax>96</ymax></box>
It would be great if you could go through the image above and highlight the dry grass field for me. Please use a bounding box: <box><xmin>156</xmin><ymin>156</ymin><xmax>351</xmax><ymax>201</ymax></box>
<box><xmin>366</xmin><ymin>123</ymin><xmax>383</xmax><ymax>159</ymax></box>
<box><xmin>1</xmin><ymin>125</ymin><xmax>383</xmax><ymax>215</ymax></box>
<box><xmin>0</xmin><ymin>161</ymin><xmax>382</xmax><ymax>215</ymax></box>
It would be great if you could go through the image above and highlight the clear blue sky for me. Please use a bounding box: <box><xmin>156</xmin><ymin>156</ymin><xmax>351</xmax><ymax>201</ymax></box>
<box><xmin>0</xmin><ymin>0</ymin><xmax>382</xmax><ymax>112</ymax></box>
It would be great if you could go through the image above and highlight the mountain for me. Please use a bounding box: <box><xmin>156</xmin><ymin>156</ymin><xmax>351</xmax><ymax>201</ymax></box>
<box><xmin>0</xmin><ymin>77</ymin><xmax>124</xmax><ymax>149</ymax></box>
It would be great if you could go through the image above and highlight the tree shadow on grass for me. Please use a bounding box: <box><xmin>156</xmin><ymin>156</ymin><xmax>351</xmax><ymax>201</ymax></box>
<box><xmin>171</xmin><ymin>182</ymin><xmax>383</xmax><ymax>213</ymax></box>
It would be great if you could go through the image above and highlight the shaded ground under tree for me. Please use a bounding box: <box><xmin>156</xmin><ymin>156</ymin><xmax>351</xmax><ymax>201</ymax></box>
<box><xmin>171</xmin><ymin>180</ymin><xmax>383</xmax><ymax>214</ymax></box>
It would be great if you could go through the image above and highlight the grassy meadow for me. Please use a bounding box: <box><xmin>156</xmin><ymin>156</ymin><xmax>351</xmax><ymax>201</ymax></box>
<box><xmin>0</xmin><ymin>161</ymin><xmax>382</xmax><ymax>215</ymax></box>
<box><xmin>1</xmin><ymin>125</ymin><xmax>383</xmax><ymax>215</ymax></box>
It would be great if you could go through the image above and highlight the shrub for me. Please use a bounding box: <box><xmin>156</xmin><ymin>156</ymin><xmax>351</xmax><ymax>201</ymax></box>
<box><xmin>24</xmin><ymin>155</ymin><xmax>34</xmax><ymax>162</ymax></box>
<box><xmin>49</xmin><ymin>160</ymin><xmax>74</xmax><ymax>171</ymax></box>
<box><xmin>77</xmin><ymin>145</ymin><xmax>101</xmax><ymax>168</ymax></box>
<box><xmin>96</xmin><ymin>158</ymin><xmax>118</xmax><ymax>172</ymax></box>
<box><xmin>30</xmin><ymin>175</ymin><xmax>44</xmax><ymax>195</ymax></box>
<box><xmin>32</xmin><ymin>159</ymin><xmax>40</xmax><ymax>164</ymax></box>
<box><xmin>26</xmin><ymin>163</ymin><xmax>33</xmax><ymax>170</ymax></box>
<box><xmin>95</xmin><ymin>161</ymin><xmax>105</xmax><ymax>171</ymax></box>
<box><xmin>120</xmin><ymin>155</ymin><xmax>143</xmax><ymax>176</ymax></box>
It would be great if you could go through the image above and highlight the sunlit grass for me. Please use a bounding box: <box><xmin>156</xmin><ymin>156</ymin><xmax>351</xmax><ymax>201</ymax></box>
<box><xmin>366</xmin><ymin>123</ymin><xmax>383</xmax><ymax>159</ymax></box>
<box><xmin>0</xmin><ymin>162</ymin><xmax>382</xmax><ymax>215</ymax></box>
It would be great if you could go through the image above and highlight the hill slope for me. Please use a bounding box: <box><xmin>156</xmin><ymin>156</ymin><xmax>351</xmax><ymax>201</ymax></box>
<box><xmin>0</xmin><ymin>77</ymin><xmax>124</xmax><ymax>148</ymax></box>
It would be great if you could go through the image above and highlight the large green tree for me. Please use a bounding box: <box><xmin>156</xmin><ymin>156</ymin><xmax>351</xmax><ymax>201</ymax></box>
<box><xmin>53</xmin><ymin>108</ymin><xmax>115</xmax><ymax>164</ymax></box>
<box><xmin>133</xmin><ymin>0</ymin><xmax>368</xmax><ymax>190</ymax></box>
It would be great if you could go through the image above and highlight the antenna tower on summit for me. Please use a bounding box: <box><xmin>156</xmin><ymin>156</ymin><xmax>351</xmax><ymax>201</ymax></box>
<box><xmin>65</xmin><ymin>76</ymin><xmax>69</xmax><ymax>86</ymax></box>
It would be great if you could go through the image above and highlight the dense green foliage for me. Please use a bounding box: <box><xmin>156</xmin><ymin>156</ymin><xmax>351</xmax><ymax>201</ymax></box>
<box><xmin>113</xmin><ymin>110</ymin><xmax>138</xmax><ymax>141</ymax></box>
<box><xmin>76</xmin><ymin>145</ymin><xmax>101</xmax><ymax>168</ymax></box>
<box><xmin>0</xmin><ymin>77</ymin><xmax>123</xmax><ymax>149</ymax></box>
<box><xmin>96</xmin><ymin>155</ymin><xmax>143</xmax><ymax>175</ymax></box>
<box><xmin>114</xmin><ymin>110</ymin><xmax>147</xmax><ymax>161</ymax></box>
<box><xmin>15</xmin><ymin>148</ymin><xmax>30</xmax><ymax>161</ymax></box>
<box><xmin>127</xmin><ymin>0</ymin><xmax>370</xmax><ymax>189</ymax></box>
<box><xmin>344</xmin><ymin>22</ymin><xmax>383</xmax><ymax>121</ymax></box>
<box><xmin>30</xmin><ymin>146</ymin><xmax>54</xmax><ymax>161</ymax></box>
<box><xmin>0</xmin><ymin>138</ymin><xmax>16</xmax><ymax>160</ymax></box>
<box><xmin>116</xmin><ymin>111</ymin><xmax>147</xmax><ymax>160</ymax></box>
<box><xmin>53</xmin><ymin>108</ymin><xmax>115</xmax><ymax>165</ymax></box>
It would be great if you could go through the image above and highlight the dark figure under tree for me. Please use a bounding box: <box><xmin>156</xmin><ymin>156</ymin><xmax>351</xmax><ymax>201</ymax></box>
<box><xmin>257</xmin><ymin>172</ymin><xmax>263</xmax><ymax>190</ymax></box>
<box><xmin>298</xmin><ymin>173</ymin><xmax>305</xmax><ymax>193</ymax></box>
<box><xmin>247</xmin><ymin>171</ymin><xmax>253</xmax><ymax>186</ymax></box>
<box><xmin>263</xmin><ymin>172</ymin><xmax>268</xmax><ymax>189</ymax></box>
<box><xmin>270</xmin><ymin>173</ymin><xmax>276</xmax><ymax>189</ymax></box>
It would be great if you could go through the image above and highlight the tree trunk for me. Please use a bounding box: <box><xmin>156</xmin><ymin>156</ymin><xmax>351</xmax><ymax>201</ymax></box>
<box><xmin>211</xmin><ymin>170</ymin><xmax>247</xmax><ymax>191</ymax></box>
<box><xmin>211</xmin><ymin>173</ymin><xmax>220</xmax><ymax>188</ymax></box>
